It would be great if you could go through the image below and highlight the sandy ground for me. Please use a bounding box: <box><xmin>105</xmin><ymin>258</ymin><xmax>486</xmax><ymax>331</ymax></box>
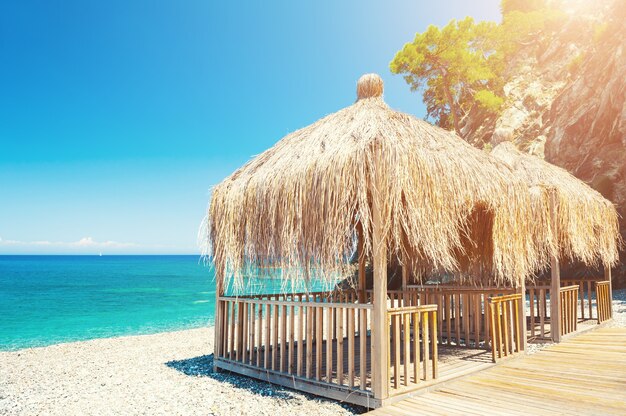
<box><xmin>2</xmin><ymin>289</ymin><xmax>625</xmax><ymax>416</ymax></box>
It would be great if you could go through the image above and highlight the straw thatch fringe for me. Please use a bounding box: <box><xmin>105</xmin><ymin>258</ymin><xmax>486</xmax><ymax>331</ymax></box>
<box><xmin>207</xmin><ymin>76</ymin><xmax>553</xmax><ymax>292</ymax></box>
<box><xmin>492</xmin><ymin>142</ymin><xmax>621</xmax><ymax>268</ymax></box>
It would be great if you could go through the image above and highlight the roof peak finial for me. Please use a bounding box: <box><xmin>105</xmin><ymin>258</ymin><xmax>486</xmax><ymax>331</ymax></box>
<box><xmin>356</xmin><ymin>73</ymin><xmax>383</xmax><ymax>100</ymax></box>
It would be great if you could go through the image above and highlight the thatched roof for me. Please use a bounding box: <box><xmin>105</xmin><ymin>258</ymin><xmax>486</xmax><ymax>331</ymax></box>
<box><xmin>492</xmin><ymin>142</ymin><xmax>620</xmax><ymax>268</ymax></box>
<box><xmin>207</xmin><ymin>74</ymin><xmax>545</xmax><ymax>289</ymax></box>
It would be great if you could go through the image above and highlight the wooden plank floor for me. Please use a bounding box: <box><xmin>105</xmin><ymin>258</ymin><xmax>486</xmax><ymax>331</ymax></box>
<box><xmin>368</xmin><ymin>327</ymin><xmax>626</xmax><ymax>415</ymax></box>
<box><xmin>221</xmin><ymin>335</ymin><xmax>492</xmax><ymax>393</ymax></box>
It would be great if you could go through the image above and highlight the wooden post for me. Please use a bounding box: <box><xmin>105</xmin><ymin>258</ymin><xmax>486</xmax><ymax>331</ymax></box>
<box><xmin>402</xmin><ymin>261</ymin><xmax>408</xmax><ymax>293</ymax></box>
<box><xmin>605</xmin><ymin>265</ymin><xmax>613</xmax><ymax>319</ymax></box>
<box><xmin>518</xmin><ymin>278</ymin><xmax>527</xmax><ymax>351</ymax></box>
<box><xmin>549</xmin><ymin>191</ymin><xmax>561</xmax><ymax>343</ymax></box>
<box><xmin>357</xmin><ymin>223</ymin><xmax>367</xmax><ymax>303</ymax></box>
<box><xmin>371</xmin><ymin>151</ymin><xmax>389</xmax><ymax>401</ymax></box>
<box><xmin>213</xmin><ymin>271</ymin><xmax>224</xmax><ymax>371</ymax></box>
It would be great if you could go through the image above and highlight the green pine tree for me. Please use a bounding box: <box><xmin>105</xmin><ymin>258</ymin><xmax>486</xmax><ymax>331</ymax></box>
<box><xmin>390</xmin><ymin>17</ymin><xmax>502</xmax><ymax>135</ymax></box>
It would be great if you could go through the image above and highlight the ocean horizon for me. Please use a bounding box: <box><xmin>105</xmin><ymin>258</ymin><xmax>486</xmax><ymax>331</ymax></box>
<box><xmin>0</xmin><ymin>255</ymin><xmax>216</xmax><ymax>351</ymax></box>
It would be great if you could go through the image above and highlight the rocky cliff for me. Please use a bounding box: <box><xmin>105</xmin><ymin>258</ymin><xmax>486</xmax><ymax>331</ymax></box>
<box><xmin>463</xmin><ymin>0</ymin><xmax>626</xmax><ymax>283</ymax></box>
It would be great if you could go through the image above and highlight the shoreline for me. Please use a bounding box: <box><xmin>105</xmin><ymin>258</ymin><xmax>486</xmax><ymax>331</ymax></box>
<box><xmin>0</xmin><ymin>321</ymin><xmax>215</xmax><ymax>353</ymax></box>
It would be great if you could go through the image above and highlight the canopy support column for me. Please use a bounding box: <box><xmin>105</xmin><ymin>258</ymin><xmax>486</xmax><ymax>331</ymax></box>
<box><xmin>550</xmin><ymin>256</ymin><xmax>561</xmax><ymax>342</ymax></box>
<box><xmin>357</xmin><ymin>223</ymin><xmax>367</xmax><ymax>303</ymax></box>
<box><xmin>371</xmin><ymin>153</ymin><xmax>389</xmax><ymax>401</ymax></box>
<box><xmin>401</xmin><ymin>260</ymin><xmax>408</xmax><ymax>292</ymax></box>
<box><xmin>214</xmin><ymin>271</ymin><xmax>224</xmax><ymax>372</ymax></box>
<box><xmin>518</xmin><ymin>279</ymin><xmax>527</xmax><ymax>351</ymax></box>
<box><xmin>605</xmin><ymin>265</ymin><xmax>613</xmax><ymax>318</ymax></box>
<box><xmin>549</xmin><ymin>191</ymin><xmax>561</xmax><ymax>343</ymax></box>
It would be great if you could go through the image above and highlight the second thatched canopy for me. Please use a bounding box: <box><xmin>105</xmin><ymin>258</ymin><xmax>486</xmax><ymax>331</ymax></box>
<box><xmin>207</xmin><ymin>74</ymin><xmax>547</xmax><ymax>290</ymax></box>
<box><xmin>492</xmin><ymin>142</ymin><xmax>620</xmax><ymax>269</ymax></box>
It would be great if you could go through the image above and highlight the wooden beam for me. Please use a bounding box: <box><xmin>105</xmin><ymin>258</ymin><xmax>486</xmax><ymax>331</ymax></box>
<box><xmin>357</xmin><ymin>222</ymin><xmax>367</xmax><ymax>303</ymax></box>
<box><xmin>214</xmin><ymin>270</ymin><xmax>224</xmax><ymax>371</ymax></box>
<box><xmin>605</xmin><ymin>265</ymin><xmax>613</xmax><ymax>319</ymax></box>
<box><xmin>371</xmin><ymin>154</ymin><xmax>389</xmax><ymax>400</ymax></box>
<box><xmin>214</xmin><ymin>358</ymin><xmax>379</xmax><ymax>409</ymax></box>
<box><xmin>518</xmin><ymin>278</ymin><xmax>527</xmax><ymax>351</ymax></box>
<box><xmin>549</xmin><ymin>191</ymin><xmax>561</xmax><ymax>343</ymax></box>
<box><xmin>401</xmin><ymin>259</ymin><xmax>408</xmax><ymax>292</ymax></box>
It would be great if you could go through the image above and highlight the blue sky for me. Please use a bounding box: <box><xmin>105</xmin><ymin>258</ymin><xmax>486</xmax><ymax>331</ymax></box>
<box><xmin>0</xmin><ymin>0</ymin><xmax>500</xmax><ymax>254</ymax></box>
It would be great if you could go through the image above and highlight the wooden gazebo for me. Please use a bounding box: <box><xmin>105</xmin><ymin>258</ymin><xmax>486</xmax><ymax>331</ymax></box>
<box><xmin>205</xmin><ymin>74</ymin><xmax>619</xmax><ymax>408</ymax></box>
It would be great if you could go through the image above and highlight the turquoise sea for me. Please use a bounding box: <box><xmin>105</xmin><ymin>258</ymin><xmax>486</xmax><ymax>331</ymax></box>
<box><xmin>0</xmin><ymin>255</ymin><xmax>218</xmax><ymax>351</ymax></box>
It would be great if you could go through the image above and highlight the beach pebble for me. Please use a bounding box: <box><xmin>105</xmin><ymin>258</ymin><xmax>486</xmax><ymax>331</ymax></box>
<box><xmin>0</xmin><ymin>327</ymin><xmax>361</xmax><ymax>416</ymax></box>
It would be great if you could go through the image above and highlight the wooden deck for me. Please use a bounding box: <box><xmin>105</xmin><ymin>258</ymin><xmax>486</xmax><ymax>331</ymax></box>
<box><xmin>367</xmin><ymin>327</ymin><xmax>626</xmax><ymax>415</ymax></box>
<box><xmin>216</xmin><ymin>333</ymin><xmax>494</xmax><ymax>407</ymax></box>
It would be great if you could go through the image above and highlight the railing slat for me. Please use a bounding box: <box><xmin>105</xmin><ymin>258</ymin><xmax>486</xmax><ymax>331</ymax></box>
<box><xmin>413</xmin><ymin>312</ymin><xmax>420</xmax><ymax>383</ymax></box>
<box><xmin>297</xmin><ymin>304</ymin><xmax>303</xmax><ymax>376</ymax></box>
<box><xmin>241</xmin><ymin>302</ymin><xmax>247</xmax><ymax>363</ymax></box>
<box><xmin>454</xmin><ymin>293</ymin><xmax>461</xmax><ymax>346</ymax></box>
<box><xmin>347</xmin><ymin>308</ymin><xmax>355</xmax><ymax>388</ymax></box>
<box><xmin>336</xmin><ymin>307</ymin><xmax>343</xmax><ymax>385</ymax></box>
<box><xmin>513</xmin><ymin>298</ymin><xmax>520</xmax><ymax>353</ymax></box>
<box><xmin>529</xmin><ymin>288</ymin><xmax>535</xmax><ymax>338</ymax></box>
<box><xmin>445</xmin><ymin>294</ymin><xmax>451</xmax><ymax>346</ymax></box>
<box><xmin>306</xmin><ymin>306</ymin><xmax>313</xmax><ymax>378</ymax></box>
<box><xmin>502</xmin><ymin>301</ymin><xmax>509</xmax><ymax>356</ymax></box>
<box><xmin>248</xmin><ymin>303</ymin><xmax>254</xmax><ymax>364</ymax></box>
<box><xmin>264</xmin><ymin>304</ymin><xmax>270</xmax><ymax>369</ymax></box>
<box><xmin>272</xmin><ymin>304</ymin><xmax>279</xmax><ymax>370</ymax></box>
<box><xmin>422</xmin><ymin>311</ymin><xmax>431</xmax><ymax>381</ymax></box>
<box><xmin>393</xmin><ymin>314</ymin><xmax>400</xmax><ymax>388</ymax></box>
<box><xmin>229</xmin><ymin>301</ymin><xmax>235</xmax><ymax>361</ymax></box>
<box><xmin>431</xmin><ymin>309</ymin><xmax>438</xmax><ymax>379</ymax></box>
<box><xmin>359</xmin><ymin>308</ymin><xmax>367</xmax><ymax>390</ymax></box>
<box><xmin>256</xmin><ymin>303</ymin><xmax>262</xmax><ymax>367</ymax></box>
<box><xmin>537</xmin><ymin>289</ymin><xmax>546</xmax><ymax>337</ymax></box>
<box><xmin>326</xmin><ymin>307</ymin><xmax>333</xmax><ymax>382</ymax></box>
<box><xmin>316</xmin><ymin>306</ymin><xmax>323</xmax><ymax>381</ymax></box>
<box><xmin>289</xmin><ymin>305</ymin><xmax>295</xmax><ymax>374</ymax></box>
<box><xmin>403</xmin><ymin>313</ymin><xmax>410</xmax><ymax>386</ymax></box>
<box><xmin>587</xmin><ymin>280</ymin><xmax>598</xmax><ymax>319</ymax></box>
<box><xmin>464</xmin><ymin>293</ymin><xmax>468</xmax><ymax>346</ymax></box>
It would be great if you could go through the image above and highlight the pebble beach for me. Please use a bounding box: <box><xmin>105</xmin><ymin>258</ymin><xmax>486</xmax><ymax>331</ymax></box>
<box><xmin>2</xmin><ymin>289</ymin><xmax>625</xmax><ymax>416</ymax></box>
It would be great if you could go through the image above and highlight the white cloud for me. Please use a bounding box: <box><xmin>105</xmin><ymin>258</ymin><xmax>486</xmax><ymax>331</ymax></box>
<box><xmin>0</xmin><ymin>236</ymin><xmax>138</xmax><ymax>249</ymax></box>
<box><xmin>0</xmin><ymin>235</ymin><xmax>198</xmax><ymax>254</ymax></box>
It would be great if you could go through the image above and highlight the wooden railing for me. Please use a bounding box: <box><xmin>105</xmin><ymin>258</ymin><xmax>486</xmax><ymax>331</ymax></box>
<box><xmin>561</xmin><ymin>278</ymin><xmax>602</xmax><ymax>320</ymax></box>
<box><xmin>240</xmin><ymin>290</ymin><xmax>358</xmax><ymax>303</ymax></box>
<box><xmin>488</xmin><ymin>294</ymin><xmax>523</xmax><ymax>362</ymax></box>
<box><xmin>527</xmin><ymin>278</ymin><xmax>608</xmax><ymax>339</ymax></box>
<box><xmin>559</xmin><ymin>285</ymin><xmax>579</xmax><ymax>336</ymax></box>
<box><xmin>368</xmin><ymin>286</ymin><xmax>515</xmax><ymax>349</ymax></box>
<box><xmin>528</xmin><ymin>278</ymin><xmax>605</xmax><ymax>326</ymax></box>
<box><xmin>596</xmin><ymin>281</ymin><xmax>612</xmax><ymax>323</ymax></box>
<box><xmin>388</xmin><ymin>305</ymin><xmax>438</xmax><ymax>394</ymax></box>
<box><xmin>527</xmin><ymin>285</ymin><xmax>550</xmax><ymax>339</ymax></box>
<box><xmin>561</xmin><ymin>278</ymin><xmax>603</xmax><ymax>321</ymax></box>
<box><xmin>216</xmin><ymin>296</ymin><xmax>373</xmax><ymax>391</ymax></box>
<box><xmin>421</xmin><ymin>287</ymin><xmax>515</xmax><ymax>349</ymax></box>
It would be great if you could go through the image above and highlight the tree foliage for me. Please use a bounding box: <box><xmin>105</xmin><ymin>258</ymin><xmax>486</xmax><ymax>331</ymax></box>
<box><xmin>390</xmin><ymin>17</ymin><xmax>501</xmax><ymax>134</ymax></box>
<box><xmin>390</xmin><ymin>1</ymin><xmax>565</xmax><ymax>136</ymax></box>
